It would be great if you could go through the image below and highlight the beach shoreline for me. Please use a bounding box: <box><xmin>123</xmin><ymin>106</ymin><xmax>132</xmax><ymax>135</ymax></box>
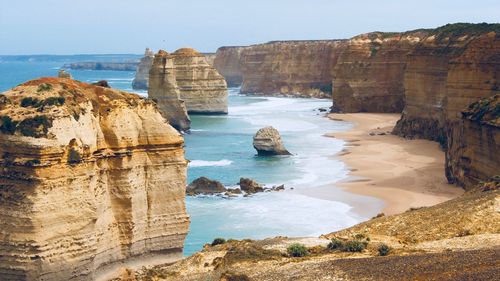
<box><xmin>325</xmin><ymin>113</ymin><xmax>463</xmax><ymax>216</ymax></box>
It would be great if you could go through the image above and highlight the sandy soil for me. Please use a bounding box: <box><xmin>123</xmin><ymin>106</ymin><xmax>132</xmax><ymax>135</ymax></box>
<box><xmin>326</xmin><ymin>113</ymin><xmax>463</xmax><ymax>215</ymax></box>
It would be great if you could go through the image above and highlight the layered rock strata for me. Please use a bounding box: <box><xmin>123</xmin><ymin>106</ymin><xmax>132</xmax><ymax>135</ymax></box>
<box><xmin>239</xmin><ymin>40</ymin><xmax>346</xmax><ymax>98</ymax></box>
<box><xmin>148</xmin><ymin>50</ymin><xmax>191</xmax><ymax>131</ymax></box>
<box><xmin>132</xmin><ymin>48</ymin><xmax>154</xmax><ymax>90</ymax></box>
<box><xmin>0</xmin><ymin>78</ymin><xmax>189</xmax><ymax>280</ymax></box>
<box><xmin>213</xmin><ymin>46</ymin><xmax>246</xmax><ymax>87</ymax></box>
<box><xmin>172</xmin><ymin>48</ymin><xmax>228</xmax><ymax>114</ymax></box>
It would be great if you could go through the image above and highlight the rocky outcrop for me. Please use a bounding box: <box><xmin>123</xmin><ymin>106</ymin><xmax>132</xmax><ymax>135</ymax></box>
<box><xmin>92</xmin><ymin>80</ymin><xmax>110</xmax><ymax>88</ymax></box>
<box><xmin>0</xmin><ymin>78</ymin><xmax>189</xmax><ymax>280</ymax></box>
<box><xmin>213</xmin><ymin>46</ymin><xmax>246</xmax><ymax>87</ymax></box>
<box><xmin>187</xmin><ymin>177</ymin><xmax>226</xmax><ymax>195</ymax></box>
<box><xmin>57</xmin><ymin>69</ymin><xmax>72</xmax><ymax>79</ymax></box>
<box><xmin>132</xmin><ymin>48</ymin><xmax>154</xmax><ymax>90</ymax></box>
<box><xmin>203</xmin><ymin>53</ymin><xmax>216</xmax><ymax>66</ymax></box>
<box><xmin>332</xmin><ymin>32</ymin><xmax>427</xmax><ymax>112</ymax></box>
<box><xmin>446</xmin><ymin>95</ymin><xmax>500</xmax><ymax>188</ymax></box>
<box><xmin>393</xmin><ymin>24</ymin><xmax>500</xmax><ymax>146</ymax></box>
<box><xmin>63</xmin><ymin>61</ymin><xmax>139</xmax><ymax>71</ymax></box>
<box><xmin>172</xmin><ymin>48</ymin><xmax>228</xmax><ymax>114</ymax></box>
<box><xmin>239</xmin><ymin>40</ymin><xmax>346</xmax><ymax>98</ymax></box>
<box><xmin>253</xmin><ymin>126</ymin><xmax>291</xmax><ymax>156</ymax></box>
<box><xmin>239</xmin><ymin>178</ymin><xmax>264</xmax><ymax>194</ymax></box>
<box><xmin>148</xmin><ymin>50</ymin><xmax>191</xmax><ymax>131</ymax></box>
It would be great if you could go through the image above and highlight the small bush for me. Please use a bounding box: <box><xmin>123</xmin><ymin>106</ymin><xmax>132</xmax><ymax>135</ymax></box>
<box><xmin>18</xmin><ymin>115</ymin><xmax>52</xmax><ymax>138</ymax></box>
<box><xmin>354</xmin><ymin>233</ymin><xmax>367</xmax><ymax>240</ymax></box>
<box><xmin>211</xmin><ymin>237</ymin><xmax>226</xmax><ymax>246</ymax></box>
<box><xmin>25</xmin><ymin>159</ymin><xmax>41</xmax><ymax>166</ymax></box>
<box><xmin>286</xmin><ymin>243</ymin><xmax>308</xmax><ymax>257</ymax></box>
<box><xmin>42</xmin><ymin>96</ymin><xmax>65</xmax><ymax>106</ymax></box>
<box><xmin>327</xmin><ymin>238</ymin><xmax>344</xmax><ymax>250</ymax></box>
<box><xmin>37</xmin><ymin>83</ymin><xmax>52</xmax><ymax>92</ymax></box>
<box><xmin>21</xmin><ymin>97</ymin><xmax>40</xmax><ymax>107</ymax></box>
<box><xmin>378</xmin><ymin>244</ymin><xmax>391</xmax><ymax>256</ymax></box>
<box><xmin>68</xmin><ymin>148</ymin><xmax>82</xmax><ymax>164</ymax></box>
<box><xmin>0</xmin><ymin>116</ymin><xmax>18</xmax><ymax>134</ymax></box>
<box><xmin>342</xmin><ymin>240</ymin><xmax>367</xmax><ymax>252</ymax></box>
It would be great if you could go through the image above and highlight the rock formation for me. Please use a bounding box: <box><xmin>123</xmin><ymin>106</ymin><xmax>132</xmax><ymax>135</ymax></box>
<box><xmin>203</xmin><ymin>53</ymin><xmax>216</xmax><ymax>66</ymax></box>
<box><xmin>239</xmin><ymin>177</ymin><xmax>264</xmax><ymax>194</ymax></box>
<box><xmin>187</xmin><ymin>177</ymin><xmax>226</xmax><ymax>195</ymax></box>
<box><xmin>213</xmin><ymin>46</ymin><xmax>246</xmax><ymax>87</ymax></box>
<box><xmin>148</xmin><ymin>50</ymin><xmax>191</xmax><ymax>131</ymax></box>
<box><xmin>0</xmin><ymin>77</ymin><xmax>189</xmax><ymax>280</ymax></box>
<box><xmin>172</xmin><ymin>48</ymin><xmax>228</xmax><ymax>114</ymax></box>
<box><xmin>446</xmin><ymin>94</ymin><xmax>499</xmax><ymax>188</ymax></box>
<box><xmin>57</xmin><ymin>69</ymin><xmax>72</xmax><ymax>79</ymax></box>
<box><xmin>253</xmin><ymin>126</ymin><xmax>291</xmax><ymax>156</ymax></box>
<box><xmin>132</xmin><ymin>48</ymin><xmax>154</xmax><ymax>90</ymax></box>
<box><xmin>92</xmin><ymin>80</ymin><xmax>110</xmax><ymax>88</ymax></box>
<box><xmin>63</xmin><ymin>62</ymin><xmax>139</xmax><ymax>71</ymax></box>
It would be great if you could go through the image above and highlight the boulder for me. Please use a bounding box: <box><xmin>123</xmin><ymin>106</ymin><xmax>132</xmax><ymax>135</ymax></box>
<box><xmin>239</xmin><ymin>177</ymin><xmax>264</xmax><ymax>194</ymax></box>
<box><xmin>253</xmin><ymin>126</ymin><xmax>291</xmax><ymax>156</ymax></box>
<box><xmin>187</xmin><ymin>177</ymin><xmax>226</xmax><ymax>195</ymax></box>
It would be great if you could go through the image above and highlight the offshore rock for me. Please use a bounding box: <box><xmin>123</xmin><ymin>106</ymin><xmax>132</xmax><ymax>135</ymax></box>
<box><xmin>148</xmin><ymin>50</ymin><xmax>191</xmax><ymax>131</ymax></box>
<box><xmin>0</xmin><ymin>78</ymin><xmax>189</xmax><ymax>280</ymax></box>
<box><xmin>187</xmin><ymin>177</ymin><xmax>226</xmax><ymax>195</ymax></box>
<box><xmin>57</xmin><ymin>69</ymin><xmax>72</xmax><ymax>79</ymax></box>
<box><xmin>132</xmin><ymin>48</ymin><xmax>154</xmax><ymax>90</ymax></box>
<box><xmin>172</xmin><ymin>48</ymin><xmax>228</xmax><ymax>114</ymax></box>
<box><xmin>239</xmin><ymin>178</ymin><xmax>264</xmax><ymax>194</ymax></box>
<box><xmin>253</xmin><ymin>126</ymin><xmax>291</xmax><ymax>156</ymax></box>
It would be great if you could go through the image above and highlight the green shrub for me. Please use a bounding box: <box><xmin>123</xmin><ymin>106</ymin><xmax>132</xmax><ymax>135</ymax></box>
<box><xmin>42</xmin><ymin>96</ymin><xmax>65</xmax><ymax>106</ymax></box>
<box><xmin>68</xmin><ymin>148</ymin><xmax>82</xmax><ymax>164</ymax></box>
<box><xmin>0</xmin><ymin>116</ymin><xmax>18</xmax><ymax>134</ymax></box>
<box><xmin>327</xmin><ymin>238</ymin><xmax>344</xmax><ymax>250</ymax></box>
<box><xmin>378</xmin><ymin>244</ymin><xmax>391</xmax><ymax>256</ymax></box>
<box><xmin>25</xmin><ymin>159</ymin><xmax>41</xmax><ymax>166</ymax></box>
<box><xmin>342</xmin><ymin>240</ymin><xmax>367</xmax><ymax>252</ymax></box>
<box><xmin>21</xmin><ymin>97</ymin><xmax>40</xmax><ymax>107</ymax></box>
<box><xmin>18</xmin><ymin>115</ymin><xmax>52</xmax><ymax>138</ymax></box>
<box><xmin>211</xmin><ymin>237</ymin><xmax>226</xmax><ymax>246</ymax></box>
<box><xmin>37</xmin><ymin>83</ymin><xmax>53</xmax><ymax>92</ymax></box>
<box><xmin>286</xmin><ymin>243</ymin><xmax>308</xmax><ymax>257</ymax></box>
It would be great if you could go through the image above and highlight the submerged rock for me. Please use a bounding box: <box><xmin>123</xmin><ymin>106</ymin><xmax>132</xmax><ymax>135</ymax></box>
<box><xmin>253</xmin><ymin>126</ymin><xmax>291</xmax><ymax>156</ymax></box>
<box><xmin>187</xmin><ymin>177</ymin><xmax>226</xmax><ymax>195</ymax></box>
<box><xmin>239</xmin><ymin>177</ymin><xmax>264</xmax><ymax>194</ymax></box>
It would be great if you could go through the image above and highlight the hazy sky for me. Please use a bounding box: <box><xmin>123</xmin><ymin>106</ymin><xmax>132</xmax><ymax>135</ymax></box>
<box><xmin>1</xmin><ymin>0</ymin><xmax>499</xmax><ymax>55</ymax></box>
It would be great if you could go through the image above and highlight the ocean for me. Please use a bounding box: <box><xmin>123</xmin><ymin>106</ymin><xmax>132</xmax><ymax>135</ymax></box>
<box><xmin>0</xmin><ymin>55</ymin><xmax>383</xmax><ymax>256</ymax></box>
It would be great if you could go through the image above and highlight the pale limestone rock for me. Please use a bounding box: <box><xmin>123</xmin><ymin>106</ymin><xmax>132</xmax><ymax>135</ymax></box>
<box><xmin>148</xmin><ymin>50</ymin><xmax>191</xmax><ymax>131</ymax></box>
<box><xmin>253</xmin><ymin>126</ymin><xmax>291</xmax><ymax>156</ymax></box>
<box><xmin>132</xmin><ymin>48</ymin><xmax>154</xmax><ymax>90</ymax></box>
<box><xmin>0</xmin><ymin>78</ymin><xmax>189</xmax><ymax>280</ymax></box>
<box><xmin>172</xmin><ymin>48</ymin><xmax>228</xmax><ymax>114</ymax></box>
<box><xmin>58</xmin><ymin>69</ymin><xmax>72</xmax><ymax>79</ymax></box>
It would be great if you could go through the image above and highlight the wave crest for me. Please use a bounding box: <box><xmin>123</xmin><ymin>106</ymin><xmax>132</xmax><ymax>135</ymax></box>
<box><xmin>188</xmin><ymin>159</ymin><xmax>233</xmax><ymax>167</ymax></box>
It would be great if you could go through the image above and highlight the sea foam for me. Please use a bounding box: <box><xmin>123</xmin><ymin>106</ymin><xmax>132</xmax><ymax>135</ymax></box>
<box><xmin>188</xmin><ymin>159</ymin><xmax>233</xmax><ymax>167</ymax></box>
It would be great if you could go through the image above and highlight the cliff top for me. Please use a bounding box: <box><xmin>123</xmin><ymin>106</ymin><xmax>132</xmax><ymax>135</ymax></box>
<box><xmin>462</xmin><ymin>94</ymin><xmax>499</xmax><ymax>127</ymax></box>
<box><xmin>172</xmin><ymin>48</ymin><xmax>202</xmax><ymax>57</ymax></box>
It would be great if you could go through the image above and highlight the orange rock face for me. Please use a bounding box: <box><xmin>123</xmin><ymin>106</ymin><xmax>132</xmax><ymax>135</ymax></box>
<box><xmin>213</xmin><ymin>46</ymin><xmax>246</xmax><ymax>87</ymax></box>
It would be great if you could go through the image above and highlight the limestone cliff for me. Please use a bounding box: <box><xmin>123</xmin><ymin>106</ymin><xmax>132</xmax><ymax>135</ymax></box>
<box><xmin>172</xmin><ymin>48</ymin><xmax>228</xmax><ymax>114</ymax></box>
<box><xmin>213</xmin><ymin>46</ymin><xmax>246</xmax><ymax>87</ymax></box>
<box><xmin>332</xmin><ymin>32</ymin><xmax>427</xmax><ymax>112</ymax></box>
<box><xmin>239</xmin><ymin>40</ymin><xmax>346</xmax><ymax>98</ymax></box>
<box><xmin>0</xmin><ymin>78</ymin><xmax>189</xmax><ymax>280</ymax></box>
<box><xmin>446</xmin><ymin>94</ymin><xmax>499</xmax><ymax>188</ymax></box>
<box><xmin>393</xmin><ymin>24</ymin><xmax>500</xmax><ymax>145</ymax></box>
<box><xmin>132</xmin><ymin>48</ymin><xmax>154</xmax><ymax>90</ymax></box>
<box><xmin>148</xmin><ymin>50</ymin><xmax>191</xmax><ymax>131</ymax></box>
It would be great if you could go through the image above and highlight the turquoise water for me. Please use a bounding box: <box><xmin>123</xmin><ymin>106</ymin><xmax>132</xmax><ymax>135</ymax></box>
<box><xmin>0</xmin><ymin>55</ymin><xmax>383</xmax><ymax>256</ymax></box>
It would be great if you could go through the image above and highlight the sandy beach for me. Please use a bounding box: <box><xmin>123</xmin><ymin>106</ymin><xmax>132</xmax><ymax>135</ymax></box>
<box><xmin>326</xmin><ymin>113</ymin><xmax>464</xmax><ymax>215</ymax></box>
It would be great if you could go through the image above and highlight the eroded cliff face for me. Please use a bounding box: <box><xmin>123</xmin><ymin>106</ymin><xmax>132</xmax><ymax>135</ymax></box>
<box><xmin>332</xmin><ymin>32</ymin><xmax>427</xmax><ymax>112</ymax></box>
<box><xmin>0</xmin><ymin>78</ymin><xmax>189</xmax><ymax>280</ymax></box>
<box><xmin>213</xmin><ymin>46</ymin><xmax>246</xmax><ymax>87</ymax></box>
<box><xmin>446</xmin><ymin>94</ymin><xmax>499</xmax><ymax>188</ymax></box>
<box><xmin>148</xmin><ymin>50</ymin><xmax>191</xmax><ymax>131</ymax></box>
<box><xmin>132</xmin><ymin>48</ymin><xmax>154</xmax><ymax>90</ymax></box>
<box><xmin>239</xmin><ymin>41</ymin><xmax>346</xmax><ymax>98</ymax></box>
<box><xmin>172</xmin><ymin>48</ymin><xmax>228</xmax><ymax>114</ymax></box>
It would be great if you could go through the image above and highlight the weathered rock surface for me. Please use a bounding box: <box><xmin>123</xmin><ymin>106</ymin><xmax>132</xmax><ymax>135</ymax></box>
<box><xmin>148</xmin><ymin>50</ymin><xmax>191</xmax><ymax>131</ymax></box>
<box><xmin>57</xmin><ymin>69</ymin><xmax>72</xmax><ymax>79</ymax></box>
<box><xmin>172</xmin><ymin>48</ymin><xmax>228</xmax><ymax>114</ymax></box>
<box><xmin>187</xmin><ymin>177</ymin><xmax>226</xmax><ymax>195</ymax></box>
<box><xmin>132</xmin><ymin>48</ymin><xmax>154</xmax><ymax>90</ymax></box>
<box><xmin>92</xmin><ymin>80</ymin><xmax>110</xmax><ymax>88</ymax></box>
<box><xmin>0</xmin><ymin>78</ymin><xmax>189</xmax><ymax>280</ymax></box>
<box><xmin>213</xmin><ymin>46</ymin><xmax>246</xmax><ymax>87</ymax></box>
<box><xmin>239</xmin><ymin>40</ymin><xmax>346</xmax><ymax>98</ymax></box>
<box><xmin>239</xmin><ymin>177</ymin><xmax>264</xmax><ymax>194</ymax></box>
<box><xmin>203</xmin><ymin>53</ymin><xmax>216</xmax><ymax>66</ymax></box>
<box><xmin>446</xmin><ymin>95</ymin><xmax>500</xmax><ymax>188</ymax></box>
<box><xmin>253</xmin><ymin>126</ymin><xmax>291</xmax><ymax>156</ymax></box>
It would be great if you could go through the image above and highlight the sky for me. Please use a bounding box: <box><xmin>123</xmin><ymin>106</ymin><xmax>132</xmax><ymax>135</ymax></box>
<box><xmin>0</xmin><ymin>0</ymin><xmax>499</xmax><ymax>55</ymax></box>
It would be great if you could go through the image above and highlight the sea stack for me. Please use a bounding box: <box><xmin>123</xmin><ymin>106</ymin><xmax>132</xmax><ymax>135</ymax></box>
<box><xmin>171</xmin><ymin>48</ymin><xmax>228</xmax><ymax>114</ymax></box>
<box><xmin>253</xmin><ymin>126</ymin><xmax>291</xmax><ymax>156</ymax></box>
<box><xmin>0</xmin><ymin>78</ymin><xmax>189</xmax><ymax>280</ymax></box>
<box><xmin>132</xmin><ymin>47</ymin><xmax>154</xmax><ymax>90</ymax></box>
<box><xmin>148</xmin><ymin>50</ymin><xmax>191</xmax><ymax>131</ymax></box>
<box><xmin>57</xmin><ymin>69</ymin><xmax>72</xmax><ymax>79</ymax></box>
